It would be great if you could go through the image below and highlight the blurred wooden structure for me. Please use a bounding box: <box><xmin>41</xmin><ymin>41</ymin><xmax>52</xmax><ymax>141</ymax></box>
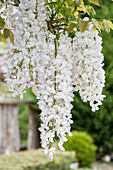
<box><xmin>0</xmin><ymin>97</ymin><xmax>40</xmax><ymax>156</ymax></box>
<box><xmin>28</xmin><ymin>107</ymin><xmax>40</xmax><ymax>150</ymax></box>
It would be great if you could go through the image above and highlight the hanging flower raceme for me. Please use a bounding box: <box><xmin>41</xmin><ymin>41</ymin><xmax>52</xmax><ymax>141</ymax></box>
<box><xmin>5</xmin><ymin>0</ymin><xmax>48</xmax><ymax>99</ymax></box>
<box><xmin>38</xmin><ymin>33</ymin><xmax>74</xmax><ymax>161</ymax></box>
<box><xmin>72</xmin><ymin>25</ymin><xmax>106</xmax><ymax>112</ymax></box>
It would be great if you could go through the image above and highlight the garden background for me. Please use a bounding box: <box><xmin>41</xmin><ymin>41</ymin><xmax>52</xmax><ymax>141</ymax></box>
<box><xmin>0</xmin><ymin>0</ymin><xmax>113</xmax><ymax>169</ymax></box>
<box><xmin>18</xmin><ymin>0</ymin><xmax>113</xmax><ymax>158</ymax></box>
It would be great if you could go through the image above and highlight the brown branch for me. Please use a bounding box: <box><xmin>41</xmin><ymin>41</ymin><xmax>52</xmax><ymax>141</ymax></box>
<box><xmin>35</xmin><ymin>0</ymin><xmax>38</xmax><ymax>19</ymax></box>
<box><xmin>49</xmin><ymin>18</ymin><xmax>113</xmax><ymax>25</ymax></box>
<box><xmin>49</xmin><ymin>17</ymin><xmax>71</xmax><ymax>24</ymax></box>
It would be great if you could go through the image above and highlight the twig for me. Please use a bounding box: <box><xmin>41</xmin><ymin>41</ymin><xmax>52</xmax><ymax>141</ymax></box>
<box><xmin>35</xmin><ymin>0</ymin><xmax>38</xmax><ymax>19</ymax></box>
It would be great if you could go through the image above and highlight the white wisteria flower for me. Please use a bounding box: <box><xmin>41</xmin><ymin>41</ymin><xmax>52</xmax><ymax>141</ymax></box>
<box><xmin>72</xmin><ymin>25</ymin><xmax>106</xmax><ymax>112</ymax></box>
<box><xmin>3</xmin><ymin>0</ymin><xmax>106</xmax><ymax>161</ymax></box>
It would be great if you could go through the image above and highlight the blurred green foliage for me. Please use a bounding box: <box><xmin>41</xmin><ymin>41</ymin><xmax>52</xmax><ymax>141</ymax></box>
<box><xmin>63</xmin><ymin>131</ymin><xmax>97</xmax><ymax>166</ymax></box>
<box><xmin>19</xmin><ymin>104</ymin><xmax>29</xmax><ymax>146</ymax></box>
<box><xmin>0</xmin><ymin>149</ymin><xmax>75</xmax><ymax>170</ymax></box>
<box><xmin>24</xmin><ymin>161</ymin><xmax>72</xmax><ymax>170</ymax></box>
<box><xmin>72</xmin><ymin>0</ymin><xmax>113</xmax><ymax>158</ymax></box>
<box><xmin>18</xmin><ymin>88</ymin><xmax>41</xmax><ymax>146</ymax></box>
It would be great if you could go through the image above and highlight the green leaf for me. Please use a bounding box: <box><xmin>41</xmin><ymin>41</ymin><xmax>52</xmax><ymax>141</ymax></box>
<box><xmin>1</xmin><ymin>38</ymin><xmax>7</xmax><ymax>43</ymax></box>
<box><xmin>0</xmin><ymin>0</ymin><xmax>4</xmax><ymax>3</ymax></box>
<box><xmin>3</xmin><ymin>28</ymin><xmax>10</xmax><ymax>39</ymax></box>
<box><xmin>106</xmin><ymin>20</ymin><xmax>113</xmax><ymax>30</ymax></box>
<box><xmin>0</xmin><ymin>16</ymin><xmax>5</xmax><ymax>29</ymax></box>
<box><xmin>66</xmin><ymin>0</ymin><xmax>73</xmax><ymax>6</ymax></box>
<box><xmin>88</xmin><ymin>0</ymin><xmax>100</xmax><ymax>6</ymax></box>
<box><xmin>85</xmin><ymin>5</ymin><xmax>96</xmax><ymax>15</ymax></box>
<box><xmin>79</xmin><ymin>20</ymin><xmax>89</xmax><ymax>32</ymax></box>
<box><xmin>47</xmin><ymin>2</ymin><xmax>58</xmax><ymax>5</ymax></box>
<box><xmin>71</xmin><ymin>2</ymin><xmax>77</xmax><ymax>13</ymax></box>
<box><xmin>97</xmin><ymin>22</ymin><xmax>102</xmax><ymax>32</ymax></box>
<box><xmin>60</xmin><ymin>6</ymin><xmax>72</xmax><ymax>17</ymax></box>
<box><xmin>9</xmin><ymin>31</ymin><xmax>14</xmax><ymax>44</ymax></box>
<box><xmin>103</xmin><ymin>19</ymin><xmax>110</xmax><ymax>33</ymax></box>
<box><xmin>0</xmin><ymin>32</ymin><xmax>3</xmax><ymax>41</ymax></box>
<box><xmin>68</xmin><ymin>22</ymin><xmax>77</xmax><ymax>33</ymax></box>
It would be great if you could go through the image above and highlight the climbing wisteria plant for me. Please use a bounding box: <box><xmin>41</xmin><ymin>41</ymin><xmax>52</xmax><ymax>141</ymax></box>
<box><xmin>0</xmin><ymin>0</ymin><xmax>113</xmax><ymax>161</ymax></box>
